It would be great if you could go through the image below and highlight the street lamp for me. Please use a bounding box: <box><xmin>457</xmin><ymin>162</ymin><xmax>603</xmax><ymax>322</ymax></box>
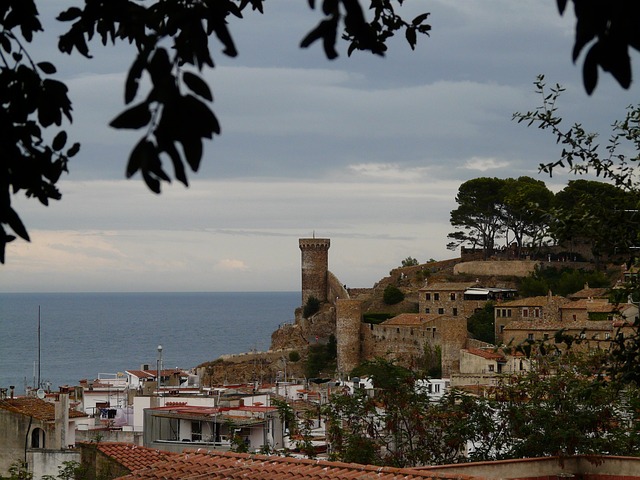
<box><xmin>157</xmin><ymin>345</ymin><xmax>163</xmax><ymax>396</ymax></box>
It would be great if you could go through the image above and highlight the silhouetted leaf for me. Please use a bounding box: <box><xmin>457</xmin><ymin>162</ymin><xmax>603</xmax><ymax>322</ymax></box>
<box><xmin>557</xmin><ymin>0</ymin><xmax>568</xmax><ymax>15</ymax></box>
<box><xmin>5</xmin><ymin>208</ymin><xmax>30</xmax><ymax>241</ymax></box>
<box><xmin>52</xmin><ymin>131</ymin><xmax>67</xmax><ymax>151</ymax></box>
<box><xmin>57</xmin><ymin>7</ymin><xmax>83</xmax><ymax>22</ymax></box>
<box><xmin>412</xmin><ymin>13</ymin><xmax>430</xmax><ymax>25</ymax></box>
<box><xmin>66</xmin><ymin>142</ymin><xmax>81</xmax><ymax>158</ymax></box>
<box><xmin>583</xmin><ymin>44</ymin><xmax>599</xmax><ymax>95</ymax></box>
<box><xmin>405</xmin><ymin>27</ymin><xmax>417</xmax><ymax>50</ymax></box>
<box><xmin>180</xmin><ymin>136</ymin><xmax>203</xmax><ymax>171</ymax></box>
<box><xmin>110</xmin><ymin>102</ymin><xmax>151</xmax><ymax>129</ymax></box>
<box><xmin>125</xmin><ymin>50</ymin><xmax>149</xmax><ymax>104</ymax></box>
<box><xmin>127</xmin><ymin>138</ymin><xmax>154</xmax><ymax>178</ymax></box>
<box><xmin>0</xmin><ymin>33</ymin><xmax>11</xmax><ymax>53</ymax></box>
<box><xmin>37</xmin><ymin>62</ymin><xmax>57</xmax><ymax>74</ymax></box>
<box><xmin>182</xmin><ymin>71</ymin><xmax>212</xmax><ymax>101</ymax></box>
<box><xmin>159</xmin><ymin>139</ymin><xmax>188</xmax><ymax>186</ymax></box>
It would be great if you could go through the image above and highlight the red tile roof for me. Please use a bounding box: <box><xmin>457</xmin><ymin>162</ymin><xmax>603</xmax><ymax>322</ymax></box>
<box><xmin>465</xmin><ymin>348</ymin><xmax>504</xmax><ymax>361</ymax></box>
<box><xmin>420</xmin><ymin>281</ymin><xmax>480</xmax><ymax>292</ymax></box>
<box><xmin>115</xmin><ymin>451</ymin><xmax>478</xmax><ymax>480</ymax></box>
<box><xmin>0</xmin><ymin>397</ymin><xmax>87</xmax><ymax>421</ymax></box>
<box><xmin>95</xmin><ymin>443</ymin><xmax>178</xmax><ymax>472</ymax></box>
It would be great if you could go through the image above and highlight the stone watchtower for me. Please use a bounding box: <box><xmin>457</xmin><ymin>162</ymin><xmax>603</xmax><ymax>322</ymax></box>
<box><xmin>299</xmin><ymin>237</ymin><xmax>330</xmax><ymax>305</ymax></box>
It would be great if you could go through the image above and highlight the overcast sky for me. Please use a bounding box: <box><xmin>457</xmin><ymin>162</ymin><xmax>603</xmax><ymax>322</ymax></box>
<box><xmin>2</xmin><ymin>1</ymin><xmax>639</xmax><ymax>293</ymax></box>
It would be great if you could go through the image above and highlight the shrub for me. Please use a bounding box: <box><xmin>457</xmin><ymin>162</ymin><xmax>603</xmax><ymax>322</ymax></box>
<box><xmin>383</xmin><ymin>285</ymin><xmax>405</xmax><ymax>305</ymax></box>
<box><xmin>288</xmin><ymin>350</ymin><xmax>301</xmax><ymax>362</ymax></box>
<box><xmin>303</xmin><ymin>296</ymin><xmax>321</xmax><ymax>318</ymax></box>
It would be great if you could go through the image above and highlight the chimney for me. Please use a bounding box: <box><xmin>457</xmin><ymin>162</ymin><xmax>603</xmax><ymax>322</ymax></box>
<box><xmin>9</xmin><ymin>386</ymin><xmax>15</xmax><ymax>399</ymax></box>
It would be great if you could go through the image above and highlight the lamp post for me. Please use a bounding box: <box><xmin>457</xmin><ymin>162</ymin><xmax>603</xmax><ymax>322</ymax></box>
<box><xmin>157</xmin><ymin>345</ymin><xmax>163</xmax><ymax>397</ymax></box>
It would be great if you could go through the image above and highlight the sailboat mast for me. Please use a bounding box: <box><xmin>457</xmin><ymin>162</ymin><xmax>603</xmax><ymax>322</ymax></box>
<box><xmin>37</xmin><ymin>305</ymin><xmax>41</xmax><ymax>390</ymax></box>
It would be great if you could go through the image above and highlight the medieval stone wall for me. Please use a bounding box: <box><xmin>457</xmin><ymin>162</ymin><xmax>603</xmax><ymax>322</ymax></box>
<box><xmin>336</xmin><ymin>299</ymin><xmax>362</xmax><ymax>375</ymax></box>
<box><xmin>360</xmin><ymin>316</ymin><xmax>468</xmax><ymax>376</ymax></box>
<box><xmin>454</xmin><ymin>260</ymin><xmax>539</xmax><ymax>277</ymax></box>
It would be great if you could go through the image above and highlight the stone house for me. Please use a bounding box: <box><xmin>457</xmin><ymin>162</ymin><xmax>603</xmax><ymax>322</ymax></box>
<box><xmin>494</xmin><ymin>292</ymin><xmax>569</xmax><ymax>344</ymax></box>
<box><xmin>0</xmin><ymin>394</ymin><xmax>88</xmax><ymax>478</ymax></box>
<box><xmin>452</xmin><ymin>348</ymin><xmax>530</xmax><ymax>387</ymax></box>
<box><xmin>419</xmin><ymin>281</ymin><xmax>516</xmax><ymax>318</ymax></box>
<box><xmin>359</xmin><ymin>313</ymin><xmax>468</xmax><ymax>377</ymax></box>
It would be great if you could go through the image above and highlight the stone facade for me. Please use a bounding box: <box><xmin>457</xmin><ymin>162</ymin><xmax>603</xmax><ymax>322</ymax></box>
<box><xmin>360</xmin><ymin>314</ymin><xmax>468</xmax><ymax>377</ymax></box>
<box><xmin>336</xmin><ymin>299</ymin><xmax>362</xmax><ymax>375</ymax></box>
<box><xmin>419</xmin><ymin>281</ymin><xmax>480</xmax><ymax>318</ymax></box>
<box><xmin>454</xmin><ymin>260</ymin><xmax>539</xmax><ymax>277</ymax></box>
<box><xmin>299</xmin><ymin>238</ymin><xmax>330</xmax><ymax>305</ymax></box>
<box><xmin>419</xmin><ymin>281</ymin><xmax>516</xmax><ymax>319</ymax></box>
<box><xmin>494</xmin><ymin>293</ymin><xmax>570</xmax><ymax>344</ymax></box>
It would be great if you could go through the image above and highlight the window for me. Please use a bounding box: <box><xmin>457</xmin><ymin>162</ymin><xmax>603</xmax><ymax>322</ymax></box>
<box><xmin>534</xmin><ymin>308</ymin><xmax>541</xmax><ymax>318</ymax></box>
<box><xmin>572</xmin><ymin>314</ymin><xmax>577</xmax><ymax>321</ymax></box>
<box><xmin>432</xmin><ymin>328</ymin><xmax>436</xmax><ymax>338</ymax></box>
<box><xmin>425</xmin><ymin>293</ymin><xmax>431</xmax><ymax>300</ymax></box>
<box><xmin>434</xmin><ymin>384</ymin><xmax>440</xmax><ymax>393</ymax></box>
<box><xmin>488</xmin><ymin>365</ymin><xmax>494</xmax><ymax>372</ymax></box>
<box><xmin>522</xmin><ymin>308</ymin><xmax>529</xmax><ymax>318</ymax></box>
<box><xmin>434</xmin><ymin>293</ymin><xmax>440</xmax><ymax>301</ymax></box>
<box><xmin>450</xmin><ymin>293</ymin><xmax>456</xmax><ymax>301</ymax></box>
<box><xmin>543</xmin><ymin>333</ymin><xmax>549</xmax><ymax>340</ymax></box>
<box><xmin>605</xmin><ymin>332</ymin><xmax>611</xmax><ymax>340</ymax></box>
<box><xmin>425</xmin><ymin>308</ymin><xmax>430</xmax><ymax>314</ymax></box>
<box><xmin>507</xmin><ymin>309</ymin><xmax>512</xmax><ymax>318</ymax></box>
<box><xmin>527</xmin><ymin>333</ymin><xmax>534</xmax><ymax>340</ymax></box>
<box><xmin>438</xmin><ymin>308</ymin><xmax>444</xmax><ymax>315</ymax></box>
<box><xmin>453</xmin><ymin>308</ymin><xmax>458</xmax><ymax>316</ymax></box>
<box><xmin>497</xmin><ymin>309</ymin><xmax>501</xmax><ymax>318</ymax></box>
<box><xmin>31</xmin><ymin>428</ymin><xmax>45</xmax><ymax>449</ymax></box>
<box><xmin>500</xmin><ymin>325</ymin><xmax>505</xmax><ymax>333</ymax></box>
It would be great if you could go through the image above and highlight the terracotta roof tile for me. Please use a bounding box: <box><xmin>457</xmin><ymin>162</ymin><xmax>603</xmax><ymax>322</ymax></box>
<box><xmin>500</xmin><ymin>295</ymin><xmax>568</xmax><ymax>307</ymax></box>
<box><xmin>115</xmin><ymin>451</ymin><xmax>479</xmax><ymax>480</ymax></box>
<box><xmin>420</xmin><ymin>281</ymin><xmax>480</xmax><ymax>291</ymax></box>
<box><xmin>95</xmin><ymin>443</ymin><xmax>178</xmax><ymax>472</ymax></box>
<box><xmin>0</xmin><ymin>397</ymin><xmax>87</xmax><ymax>421</ymax></box>
<box><xmin>465</xmin><ymin>348</ymin><xmax>504</xmax><ymax>361</ymax></box>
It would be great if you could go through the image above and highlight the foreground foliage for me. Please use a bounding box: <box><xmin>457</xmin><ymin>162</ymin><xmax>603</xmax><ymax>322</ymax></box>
<box><xmin>324</xmin><ymin>355</ymin><xmax>640</xmax><ymax>467</ymax></box>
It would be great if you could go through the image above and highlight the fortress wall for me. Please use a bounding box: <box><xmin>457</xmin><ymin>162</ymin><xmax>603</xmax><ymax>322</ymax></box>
<box><xmin>454</xmin><ymin>260</ymin><xmax>539</xmax><ymax>277</ymax></box>
<box><xmin>328</xmin><ymin>271</ymin><xmax>349</xmax><ymax>302</ymax></box>
<box><xmin>360</xmin><ymin>316</ymin><xmax>468</xmax><ymax>375</ymax></box>
<box><xmin>336</xmin><ymin>299</ymin><xmax>362</xmax><ymax>375</ymax></box>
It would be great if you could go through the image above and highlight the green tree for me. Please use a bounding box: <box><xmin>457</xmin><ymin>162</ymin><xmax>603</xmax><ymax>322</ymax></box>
<box><xmin>447</xmin><ymin>177</ymin><xmax>507</xmax><ymax>259</ymax></box>
<box><xmin>306</xmin><ymin>335</ymin><xmax>337</xmax><ymax>378</ymax></box>
<box><xmin>551</xmin><ymin>180</ymin><xmax>638</xmax><ymax>266</ymax></box>
<box><xmin>303</xmin><ymin>296</ymin><xmax>321</xmax><ymax>318</ymax></box>
<box><xmin>500</xmin><ymin>176</ymin><xmax>554</xmax><ymax>257</ymax></box>
<box><xmin>7</xmin><ymin>461</ymin><xmax>33</xmax><ymax>480</ymax></box>
<box><xmin>382</xmin><ymin>284</ymin><xmax>404</xmax><ymax>305</ymax></box>
<box><xmin>467</xmin><ymin>301</ymin><xmax>495</xmax><ymax>344</ymax></box>
<box><xmin>400</xmin><ymin>257</ymin><xmax>419</xmax><ymax>267</ymax></box>
<box><xmin>485</xmin><ymin>350</ymin><xmax>640</xmax><ymax>459</ymax></box>
<box><xmin>0</xmin><ymin>1</ymin><xmax>431</xmax><ymax>263</ymax></box>
<box><xmin>324</xmin><ymin>359</ymin><xmax>491</xmax><ymax>467</ymax></box>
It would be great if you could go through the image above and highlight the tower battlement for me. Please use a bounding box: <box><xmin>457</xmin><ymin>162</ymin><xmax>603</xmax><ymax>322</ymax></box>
<box><xmin>299</xmin><ymin>238</ymin><xmax>330</xmax><ymax>305</ymax></box>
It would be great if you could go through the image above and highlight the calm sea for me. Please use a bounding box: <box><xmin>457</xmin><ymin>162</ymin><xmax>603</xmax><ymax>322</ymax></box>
<box><xmin>0</xmin><ymin>292</ymin><xmax>299</xmax><ymax>394</ymax></box>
